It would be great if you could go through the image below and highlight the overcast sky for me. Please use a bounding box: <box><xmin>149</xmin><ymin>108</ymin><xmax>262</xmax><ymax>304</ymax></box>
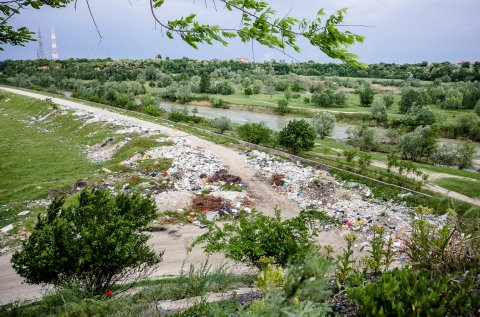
<box><xmin>1</xmin><ymin>0</ymin><xmax>479</xmax><ymax>63</ymax></box>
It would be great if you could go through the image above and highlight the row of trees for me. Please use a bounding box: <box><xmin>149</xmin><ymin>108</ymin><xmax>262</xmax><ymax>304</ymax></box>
<box><xmin>2</xmin><ymin>58</ymin><xmax>479</xmax><ymax>82</ymax></box>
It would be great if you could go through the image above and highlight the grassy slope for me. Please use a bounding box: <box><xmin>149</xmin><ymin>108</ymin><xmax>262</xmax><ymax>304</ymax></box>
<box><xmin>434</xmin><ymin>178</ymin><xmax>480</xmax><ymax>198</ymax></box>
<box><xmin>0</xmin><ymin>93</ymin><xmax>115</xmax><ymax>227</ymax></box>
<box><xmin>0</xmin><ymin>92</ymin><xmax>167</xmax><ymax>228</ymax></box>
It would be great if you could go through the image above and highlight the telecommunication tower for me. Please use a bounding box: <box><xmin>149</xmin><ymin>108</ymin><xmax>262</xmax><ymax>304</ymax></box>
<box><xmin>36</xmin><ymin>28</ymin><xmax>45</xmax><ymax>60</ymax></box>
<box><xmin>51</xmin><ymin>27</ymin><xmax>59</xmax><ymax>61</ymax></box>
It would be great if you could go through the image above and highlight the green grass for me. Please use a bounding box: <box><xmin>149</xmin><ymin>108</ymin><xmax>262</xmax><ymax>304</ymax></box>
<box><xmin>0</xmin><ymin>93</ymin><xmax>117</xmax><ymax>227</ymax></box>
<box><xmin>434</xmin><ymin>178</ymin><xmax>480</xmax><ymax>199</ymax></box>
<box><xmin>137</xmin><ymin>158</ymin><xmax>173</xmax><ymax>174</ymax></box>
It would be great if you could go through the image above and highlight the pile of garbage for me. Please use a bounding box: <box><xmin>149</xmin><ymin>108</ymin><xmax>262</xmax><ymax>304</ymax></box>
<box><xmin>244</xmin><ymin>149</ymin><xmax>446</xmax><ymax>244</ymax></box>
<box><xmin>146</xmin><ymin>138</ymin><xmax>226</xmax><ymax>192</ymax></box>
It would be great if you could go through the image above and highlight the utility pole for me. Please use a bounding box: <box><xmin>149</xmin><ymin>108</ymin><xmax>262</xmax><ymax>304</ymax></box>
<box><xmin>36</xmin><ymin>28</ymin><xmax>45</xmax><ymax>60</ymax></box>
<box><xmin>51</xmin><ymin>26</ymin><xmax>59</xmax><ymax>61</ymax></box>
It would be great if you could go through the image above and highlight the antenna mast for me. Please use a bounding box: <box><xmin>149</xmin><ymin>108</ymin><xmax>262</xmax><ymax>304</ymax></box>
<box><xmin>36</xmin><ymin>28</ymin><xmax>45</xmax><ymax>60</ymax></box>
<box><xmin>51</xmin><ymin>26</ymin><xmax>59</xmax><ymax>61</ymax></box>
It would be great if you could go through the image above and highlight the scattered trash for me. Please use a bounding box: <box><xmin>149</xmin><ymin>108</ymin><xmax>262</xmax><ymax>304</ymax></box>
<box><xmin>1</xmin><ymin>224</ymin><xmax>14</xmax><ymax>234</ymax></box>
<box><xmin>208</xmin><ymin>169</ymin><xmax>242</xmax><ymax>184</ymax></box>
<box><xmin>191</xmin><ymin>195</ymin><xmax>231</xmax><ymax>214</ymax></box>
<box><xmin>18</xmin><ymin>210</ymin><xmax>30</xmax><ymax>217</ymax></box>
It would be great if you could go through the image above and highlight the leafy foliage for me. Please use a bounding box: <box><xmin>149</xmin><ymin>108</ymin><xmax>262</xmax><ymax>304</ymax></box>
<box><xmin>349</xmin><ymin>268</ymin><xmax>480</xmax><ymax>317</ymax></box>
<box><xmin>311</xmin><ymin>112</ymin><xmax>336</xmax><ymax>139</ymax></box>
<box><xmin>250</xmin><ymin>252</ymin><xmax>332</xmax><ymax>317</ymax></box>
<box><xmin>399</xmin><ymin>88</ymin><xmax>429</xmax><ymax>114</ymax></box>
<box><xmin>151</xmin><ymin>2</ymin><xmax>365</xmax><ymax>66</ymax></box>
<box><xmin>11</xmin><ymin>189</ymin><xmax>163</xmax><ymax>293</ymax></box>
<box><xmin>359</xmin><ymin>85</ymin><xmax>375</xmax><ymax>107</ymax></box>
<box><xmin>398</xmin><ymin>125</ymin><xmax>438</xmax><ymax>161</ymax></box>
<box><xmin>275</xmin><ymin>98</ymin><xmax>290</xmax><ymax>114</ymax></box>
<box><xmin>236</xmin><ymin>122</ymin><xmax>273</xmax><ymax>145</ymax></box>
<box><xmin>278</xmin><ymin>119</ymin><xmax>316</xmax><ymax>154</ymax></box>
<box><xmin>312</xmin><ymin>89</ymin><xmax>346</xmax><ymax>107</ymax></box>
<box><xmin>346</xmin><ymin>125</ymin><xmax>379</xmax><ymax>151</ymax></box>
<box><xmin>406</xmin><ymin>206</ymin><xmax>480</xmax><ymax>273</ymax></box>
<box><xmin>191</xmin><ymin>208</ymin><xmax>329</xmax><ymax>268</ymax></box>
<box><xmin>212</xmin><ymin>116</ymin><xmax>233</xmax><ymax>134</ymax></box>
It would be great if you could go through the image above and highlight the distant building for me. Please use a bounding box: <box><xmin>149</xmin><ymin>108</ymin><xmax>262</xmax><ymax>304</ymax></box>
<box><xmin>236</xmin><ymin>57</ymin><xmax>249</xmax><ymax>63</ymax></box>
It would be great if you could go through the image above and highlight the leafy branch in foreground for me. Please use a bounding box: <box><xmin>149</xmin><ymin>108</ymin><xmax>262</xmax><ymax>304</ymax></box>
<box><xmin>150</xmin><ymin>0</ymin><xmax>365</xmax><ymax>66</ymax></box>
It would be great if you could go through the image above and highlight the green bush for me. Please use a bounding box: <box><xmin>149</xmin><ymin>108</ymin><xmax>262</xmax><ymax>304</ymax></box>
<box><xmin>346</xmin><ymin>125</ymin><xmax>379</xmax><ymax>151</ymax></box>
<box><xmin>275</xmin><ymin>98</ymin><xmax>290</xmax><ymax>115</ymax></box>
<box><xmin>212</xmin><ymin>116</ymin><xmax>233</xmax><ymax>134</ymax></box>
<box><xmin>278</xmin><ymin>119</ymin><xmax>316</xmax><ymax>154</ymax></box>
<box><xmin>383</xmin><ymin>94</ymin><xmax>394</xmax><ymax>108</ymax></box>
<box><xmin>311</xmin><ymin>112</ymin><xmax>336</xmax><ymax>139</ymax></box>
<box><xmin>236</xmin><ymin>122</ymin><xmax>273</xmax><ymax>145</ymax></box>
<box><xmin>349</xmin><ymin>269</ymin><xmax>480</xmax><ymax>316</ymax></box>
<box><xmin>11</xmin><ymin>189</ymin><xmax>163</xmax><ymax>293</ymax></box>
<box><xmin>399</xmin><ymin>88</ymin><xmax>429</xmax><ymax>113</ymax></box>
<box><xmin>210</xmin><ymin>96</ymin><xmax>228</xmax><ymax>109</ymax></box>
<box><xmin>311</xmin><ymin>89</ymin><xmax>346</xmax><ymax>107</ymax></box>
<box><xmin>143</xmin><ymin>105</ymin><xmax>163</xmax><ymax>116</ymax></box>
<box><xmin>474</xmin><ymin>100</ymin><xmax>480</xmax><ymax>116</ymax></box>
<box><xmin>359</xmin><ymin>85</ymin><xmax>375</xmax><ymax>107</ymax></box>
<box><xmin>191</xmin><ymin>208</ymin><xmax>330</xmax><ymax>268</ymax></box>
<box><xmin>398</xmin><ymin>125</ymin><xmax>438</xmax><ymax>161</ymax></box>
<box><xmin>168</xmin><ymin>109</ymin><xmax>188</xmax><ymax>122</ymax></box>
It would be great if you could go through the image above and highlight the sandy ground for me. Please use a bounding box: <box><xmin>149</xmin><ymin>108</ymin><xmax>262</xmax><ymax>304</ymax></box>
<box><xmin>0</xmin><ymin>87</ymin><xmax>328</xmax><ymax>304</ymax></box>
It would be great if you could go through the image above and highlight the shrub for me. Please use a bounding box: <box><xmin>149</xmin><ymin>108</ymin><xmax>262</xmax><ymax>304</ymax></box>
<box><xmin>456</xmin><ymin>113</ymin><xmax>480</xmax><ymax>139</ymax></box>
<box><xmin>349</xmin><ymin>269</ymin><xmax>480</xmax><ymax>316</ymax></box>
<box><xmin>278</xmin><ymin>119</ymin><xmax>316</xmax><ymax>154</ymax></box>
<box><xmin>432</xmin><ymin>143</ymin><xmax>458</xmax><ymax>166</ymax></box>
<box><xmin>405</xmin><ymin>105</ymin><xmax>436</xmax><ymax>127</ymax></box>
<box><xmin>212</xmin><ymin>116</ymin><xmax>233</xmax><ymax>134</ymax></box>
<box><xmin>346</xmin><ymin>125</ymin><xmax>379</xmax><ymax>151</ymax></box>
<box><xmin>383</xmin><ymin>94</ymin><xmax>394</xmax><ymax>108</ymax></box>
<box><xmin>211</xmin><ymin>81</ymin><xmax>235</xmax><ymax>95</ymax></box>
<box><xmin>168</xmin><ymin>109</ymin><xmax>188</xmax><ymax>122</ymax></box>
<box><xmin>191</xmin><ymin>208</ymin><xmax>329</xmax><ymax>268</ymax></box>
<box><xmin>441</xmin><ymin>88</ymin><xmax>463</xmax><ymax>109</ymax></box>
<box><xmin>406</xmin><ymin>206</ymin><xmax>479</xmax><ymax>273</ymax></box>
<box><xmin>210</xmin><ymin>96</ymin><xmax>228</xmax><ymax>109</ymax></box>
<box><xmin>398</xmin><ymin>125</ymin><xmax>438</xmax><ymax>161</ymax></box>
<box><xmin>359</xmin><ymin>85</ymin><xmax>375</xmax><ymax>107</ymax></box>
<box><xmin>474</xmin><ymin>100</ymin><xmax>480</xmax><ymax>117</ymax></box>
<box><xmin>312</xmin><ymin>89</ymin><xmax>346</xmax><ymax>107</ymax></box>
<box><xmin>244</xmin><ymin>86</ymin><xmax>253</xmax><ymax>96</ymax></box>
<box><xmin>456</xmin><ymin>140</ymin><xmax>476</xmax><ymax>169</ymax></box>
<box><xmin>275</xmin><ymin>98</ymin><xmax>290</xmax><ymax>115</ymax></box>
<box><xmin>175</xmin><ymin>84</ymin><xmax>192</xmax><ymax>104</ymax></box>
<box><xmin>399</xmin><ymin>88</ymin><xmax>428</xmax><ymax>113</ymax></box>
<box><xmin>311</xmin><ymin>112</ymin><xmax>336</xmax><ymax>139</ymax></box>
<box><xmin>251</xmin><ymin>252</ymin><xmax>332</xmax><ymax>316</ymax></box>
<box><xmin>303</xmin><ymin>97</ymin><xmax>310</xmax><ymax>104</ymax></box>
<box><xmin>370</xmin><ymin>100</ymin><xmax>388</xmax><ymax>124</ymax></box>
<box><xmin>11</xmin><ymin>189</ymin><xmax>163</xmax><ymax>293</ymax></box>
<box><xmin>143</xmin><ymin>105</ymin><xmax>163</xmax><ymax>117</ymax></box>
<box><xmin>140</xmin><ymin>93</ymin><xmax>155</xmax><ymax>107</ymax></box>
<box><xmin>236</xmin><ymin>122</ymin><xmax>273</xmax><ymax>145</ymax></box>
